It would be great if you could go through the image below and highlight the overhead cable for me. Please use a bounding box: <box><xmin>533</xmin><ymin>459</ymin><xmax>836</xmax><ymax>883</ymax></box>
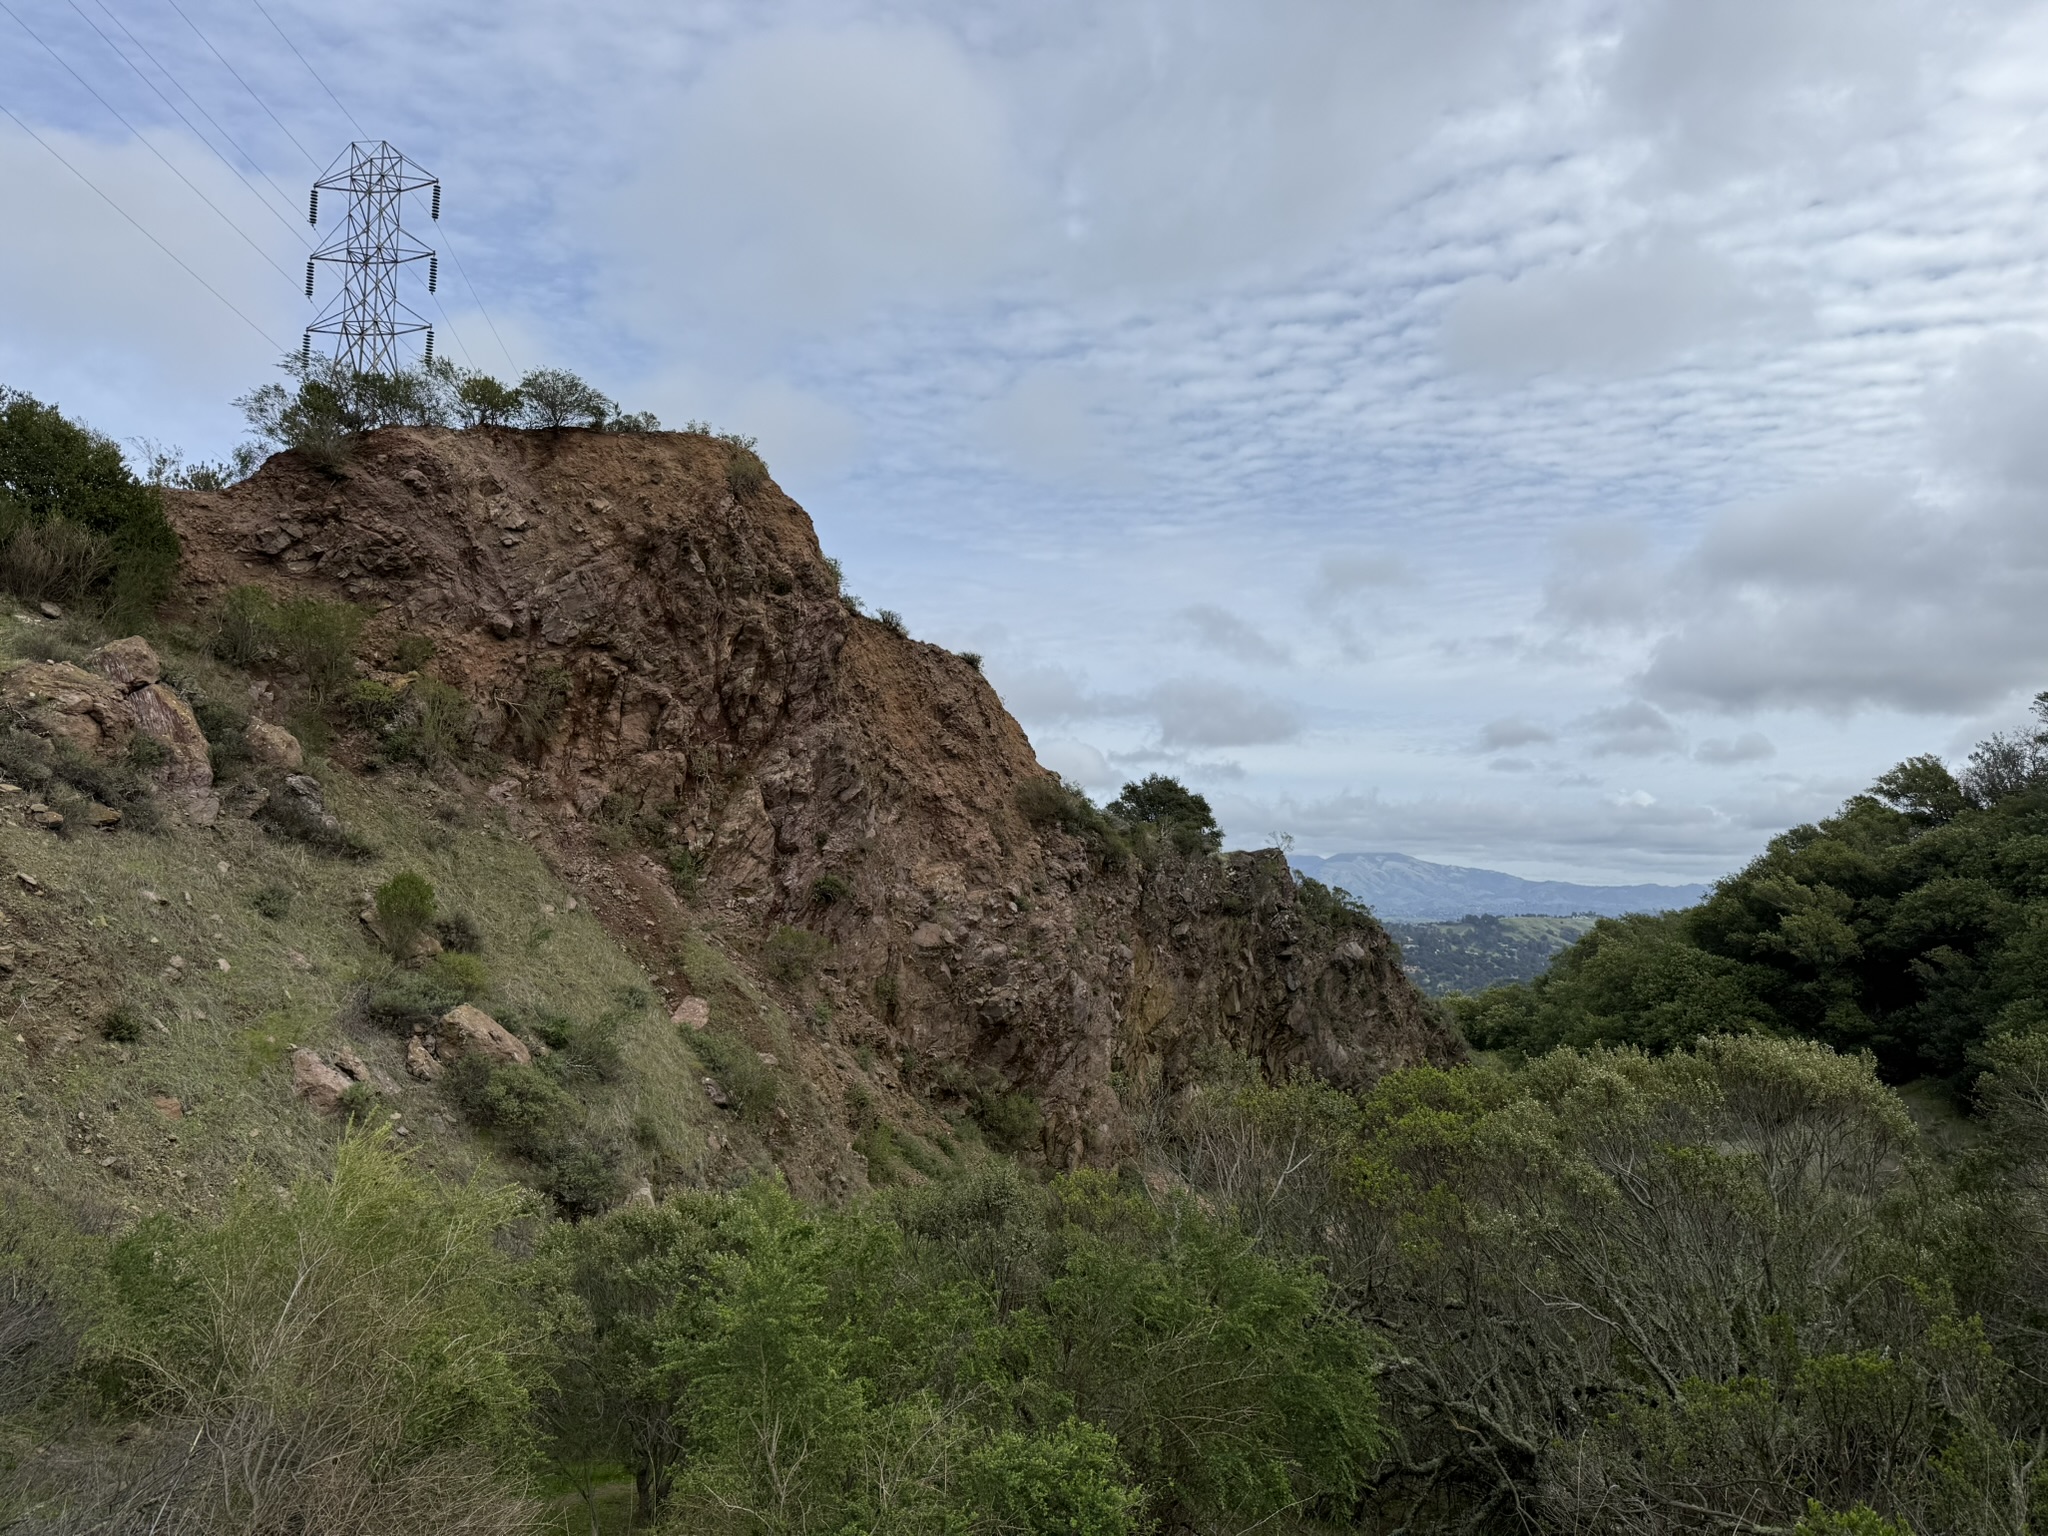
<box><xmin>65</xmin><ymin>0</ymin><xmax>311</xmax><ymax>250</ymax></box>
<box><xmin>158</xmin><ymin>0</ymin><xmax>316</xmax><ymax>168</ymax></box>
<box><xmin>88</xmin><ymin>0</ymin><xmax>309</xmax><ymax>233</ymax></box>
<box><xmin>247</xmin><ymin>0</ymin><xmax>362</xmax><ymax>138</ymax></box>
<box><xmin>0</xmin><ymin>95</ymin><xmax>284</xmax><ymax>348</ymax></box>
<box><xmin>0</xmin><ymin>0</ymin><xmax>298</xmax><ymax>285</ymax></box>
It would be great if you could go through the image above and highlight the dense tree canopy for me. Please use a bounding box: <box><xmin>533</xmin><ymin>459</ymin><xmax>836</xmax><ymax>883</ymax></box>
<box><xmin>1455</xmin><ymin>697</ymin><xmax>2048</xmax><ymax>1088</ymax></box>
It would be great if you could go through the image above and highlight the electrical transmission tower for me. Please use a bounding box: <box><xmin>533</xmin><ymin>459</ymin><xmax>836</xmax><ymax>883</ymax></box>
<box><xmin>302</xmin><ymin>142</ymin><xmax>440</xmax><ymax>375</ymax></box>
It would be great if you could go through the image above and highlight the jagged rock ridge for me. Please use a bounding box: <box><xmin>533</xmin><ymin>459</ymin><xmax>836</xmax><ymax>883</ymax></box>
<box><xmin>168</xmin><ymin>427</ymin><xmax>1457</xmax><ymax>1164</ymax></box>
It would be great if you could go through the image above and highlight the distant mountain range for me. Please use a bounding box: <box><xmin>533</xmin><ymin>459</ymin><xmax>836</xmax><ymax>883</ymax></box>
<box><xmin>1288</xmin><ymin>851</ymin><xmax>1712</xmax><ymax>922</ymax></box>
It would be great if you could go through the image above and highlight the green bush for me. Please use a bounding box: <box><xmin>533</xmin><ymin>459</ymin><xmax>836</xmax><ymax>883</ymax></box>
<box><xmin>762</xmin><ymin>924</ymin><xmax>831</xmax><ymax>985</ymax></box>
<box><xmin>975</xmin><ymin>1089</ymin><xmax>1042</xmax><ymax>1154</ymax></box>
<box><xmin>1107</xmin><ymin>773</ymin><xmax>1222</xmax><ymax>855</ymax></box>
<box><xmin>0</xmin><ymin>387</ymin><xmax>180</xmax><ymax>618</ymax></box>
<box><xmin>364</xmin><ymin>966</ymin><xmax>466</xmax><ymax>1033</ymax></box>
<box><xmin>89</xmin><ymin>1135</ymin><xmax>540</xmax><ymax>1529</ymax></box>
<box><xmin>427</xmin><ymin>951</ymin><xmax>489</xmax><ymax>999</ymax></box>
<box><xmin>808</xmin><ymin>872</ymin><xmax>852</xmax><ymax>908</ymax></box>
<box><xmin>693</xmin><ymin>1030</ymin><xmax>779</xmax><ymax>1124</ymax></box>
<box><xmin>210</xmin><ymin>584</ymin><xmax>279</xmax><ymax>667</ymax></box>
<box><xmin>100</xmin><ymin>1005</ymin><xmax>144</xmax><ymax>1043</ymax></box>
<box><xmin>436</xmin><ymin>911</ymin><xmax>483</xmax><ymax>953</ymax></box>
<box><xmin>503</xmin><ymin>664</ymin><xmax>572</xmax><ymax>759</ymax></box>
<box><xmin>391</xmin><ymin>631</ymin><xmax>436</xmax><ymax>671</ymax></box>
<box><xmin>336</xmin><ymin>1080</ymin><xmax>380</xmax><ymax>1125</ymax></box>
<box><xmin>1016</xmin><ymin>775</ymin><xmax>1131</xmax><ymax>869</ymax></box>
<box><xmin>273</xmin><ymin>596</ymin><xmax>364</xmax><ymax>700</ymax></box>
<box><xmin>875</xmin><ymin>608</ymin><xmax>908</xmax><ymax>638</ymax></box>
<box><xmin>517</xmin><ymin>367</ymin><xmax>614</xmax><ymax>430</ymax></box>
<box><xmin>249</xmin><ymin>884</ymin><xmax>293</xmax><ymax>921</ymax></box>
<box><xmin>374</xmin><ymin>871</ymin><xmax>437</xmax><ymax>958</ymax></box>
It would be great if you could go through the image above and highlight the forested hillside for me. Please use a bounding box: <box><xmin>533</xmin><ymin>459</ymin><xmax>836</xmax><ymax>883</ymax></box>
<box><xmin>1385</xmin><ymin>913</ymin><xmax>1598</xmax><ymax>995</ymax></box>
<box><xmin>1454</xmin><ymin>701</ymin><xmax>2048</xmax><ymax>1092</ymax></box>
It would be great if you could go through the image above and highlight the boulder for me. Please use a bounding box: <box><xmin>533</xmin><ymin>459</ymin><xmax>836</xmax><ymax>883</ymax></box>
<box><xmin>670</xmin><ymin>996</ymin><xmax>710</xmax><ymax>1030</ymax></box>
<box><xmin>0</xmin><ymin>661</ymin><xmax>131</xmax><ymax>757</ymax></box>
<box><xmin>290</xmin><ymin>1048</ymin><xmax>353</xmax><ymax>1114</ymax></box>
<box><xmin>245</xmin><ymin>721</ymin><xmax>304</xmax><ymax>769</ymax></box>
<box><xmin>126</xmin><ymin>683</ymin><xmax>216</xmax><ymax>822</ymax></box>
<box><xmin>88</xmin><ymin>637</ymin><xmax>161</xmax><ymax>689</ymax></box>
<box><xmin>404</xmin><ymin>1036</ymin><xmax>443</xmax><ymax>1081</ymax></box>
<box><xmin>434</xmin><ymin>1003</ymin><xmax>531</xmax><ymax>1066</ymax></box>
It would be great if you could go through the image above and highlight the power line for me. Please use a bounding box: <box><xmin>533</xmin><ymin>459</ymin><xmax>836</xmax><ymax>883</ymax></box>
<box><xmin>88</xmin><ymin>0</ymin><xmax>309</xmax><ymax>233</ymax></box>
<box><xmin>0</xmin><ymin>95</ymin><xmax>284</xmax><ymax>349</ymax></box>
<box><xmin>64</xmin><ymin>0</ymin><xmax>311</xmax><ymax>251</ymax></box>
<box><xmin>0</xmin><ymin>0</ymin><xmax>298</xmax><ymax>286</ymax></box>
<box><xmin>158</xmin><ymin>0</ymin><xmax>316</xmax><ymax>169</ymax></box>
<box><xmin>439</xmin><ymin>236</ymin><xmax>515</xmax><ymax>372</ymax></box>
<box><xmin>248</xmin><ymin>0</ymin><xmax>362</xmax><ymax>138</ymax></box>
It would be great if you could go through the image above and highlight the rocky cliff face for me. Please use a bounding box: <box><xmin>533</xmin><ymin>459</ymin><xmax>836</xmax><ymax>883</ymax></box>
<box><xmin>168</xmin><ymin>426</ymin><xmax>1457</xmax><ymax>1165</ymax></box>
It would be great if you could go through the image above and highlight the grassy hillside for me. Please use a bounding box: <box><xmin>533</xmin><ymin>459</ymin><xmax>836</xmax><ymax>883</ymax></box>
<box><xmin>1384</xmin><ymin>913</ymin><xmax>1598</xmax><ymax>996</ymax></box>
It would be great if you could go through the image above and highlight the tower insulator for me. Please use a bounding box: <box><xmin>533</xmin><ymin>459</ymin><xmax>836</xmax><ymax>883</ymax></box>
<box><xmin>300</xmin><ymin>332</ymin><xmax>311</xmax><ymax>362</ymax></box>
<box><xmin>430</xmin><ymin>183</ymin><xmax>440</xmax><ymax>221</ymax></box>
<box><xmin>428</xmin><ymin>256</ymin><xmax>437</xmax><ymax>293</ymax></box>
<box><xmin>308</xmin><ymin>188</ymin><xmax>318</xmax><ymax>225</ymax></box>
<box><xmin>304</xmin><ymin>259</ymin><xmax>316</xmax><ymax>297</ymax></box>
<box><xmin>423</xmin><ymin>328</ymin><xmax>434</xmax><ymax>364</ymax></box>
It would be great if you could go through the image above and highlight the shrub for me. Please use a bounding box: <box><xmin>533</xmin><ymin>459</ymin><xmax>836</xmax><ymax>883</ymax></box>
<box><xmin>336</xmin><ymin>1080</ymin><xmax>380</xmax><ymax>1125</ymax></box>
<box><xmin>255</xmin><ymin>774</ymin><xmax>374</xmax><ymax>859</ymax></box>
<box><xmin>959</xmin><ymin>650</ymin><xmax>983</xmax><ymax>672</ymax></box>
<box><xmin>0</xmin><ymin>386</ymin><xmax>181</xmax><ymax>617</ymax></box>
<box><xmin>693</xmin><ymin>1031</ymin><xmax>779</xmax><ymax>1124</ymax></box>
<box><xmin>503</xmin><ymin>664</ymin><xmax>572</xmax><ymax>759</ymax></box>
<box><xmin>975</xmin><ymin>1089</ymin><xmax>1041</xmax><ymax>1154</ymax></box>
<box><xmin>272</xmin><ymin>596</ymin><xmax>364</xmax><ymax>700</ymax></box>
<box><xmin>1107</xmin><ymin>773</ymin><xmax>1221</xmax><ymax>855</ymax></box>
<box><xmin>101</xmin><ymin>1005</ymin><xmax>144</xmax><ymax>1043</ymax></box>
<box><xmin>249</xmin><ymin>884</ymin><xmax>293</xmax><ymax>921</ymax></box>
<box><xmin>374</xmin><ymin>872</ymin><xmax>437</xmax><ymax>958</ymax></box>
<box><xmin>1017</xmin><ymin>776</ymin><xmax>1131</xmax><ymax>869</ymax></box>
<box><xmin>875</xmin><ymin>608</ymin><xmax>908</xmax><ymax>637</ymax></box>
<box><xmin>391</xmin><ymin>631</ymin><xmax>436</xmax><ymax>671</ymax></box>
<box><xmin>448</xmin><ymin>369</ymin><xmax>522</xmax><ymax>428</ymax></box>
<box><xmin>664</xmin><ymin>845</ymin><xmax>704</xmax><ymax>899</ymax></box>
<box><xmin>725</xmin><ymin>440</ymin><xmax>767</xmax><ymax>496</ymax></box>
<box><xmin>364</xmin><ymin>967</ymin><xmax>466</xmax><ymax>1034</ymax></box>
<box><xmin>210</xmin><ymin>584</ymin><xmax>279</xmax><ymax>667</ymax></box>
<box><xmin>92</xmin><ymin>1136</ymin><xmax>540</xmax><ymax>1529</ymax></box>
<box><xmin>763</xmin><ymin>924</ymin><xmax>831</xmax><ymax>985</ymax></box>
<box><xmin>436</xmin><ymin>911</ymin><xmax>483</xmax><ymax>953</ymax></box>
<box><xmin>428</xmin><ymin>951</ymin><xmax>489</xmax><ymax>999</ymax></box>
<box><xmin>517</xmin><ymin>368</ymin><xmax>614</xmax><ymax>430</ymax></box>
<box><xmin>808</xmin><ymin>872</ymin><xmax>852</xmax><ymax>908</ymax></box>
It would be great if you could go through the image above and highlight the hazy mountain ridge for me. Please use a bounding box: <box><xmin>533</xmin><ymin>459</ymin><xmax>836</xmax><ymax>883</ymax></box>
<box><xmin>1290</xmin><ymin>850</ymin><xmax>1711</xmax><ymax>921</ymax></box>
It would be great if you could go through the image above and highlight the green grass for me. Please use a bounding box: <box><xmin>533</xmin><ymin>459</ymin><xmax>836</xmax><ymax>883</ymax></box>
<box><xmin>0</xmin><ymin>616</ymin><xmax>719</xmax><ymax>1217</ymax></box>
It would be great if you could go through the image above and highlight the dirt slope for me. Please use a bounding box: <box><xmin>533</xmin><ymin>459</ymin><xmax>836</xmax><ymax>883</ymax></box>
<box><xmin>168</xmin><ymin>426</ymin><xmax>1456</xmax><ymax>1164</ymax></box>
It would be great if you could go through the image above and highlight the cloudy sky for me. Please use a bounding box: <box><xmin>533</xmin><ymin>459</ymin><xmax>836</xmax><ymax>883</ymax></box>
<box><xmin>6</xmin><ymin>0</ymin><xmax>2048</xmax><ymax>882</ymax></box>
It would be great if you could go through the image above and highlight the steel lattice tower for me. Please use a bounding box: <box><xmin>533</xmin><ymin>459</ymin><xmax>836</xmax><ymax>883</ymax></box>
<box><xmin>302</xmin><ymin>142</ymin><xmax>440</xmax><ymax>375</ymax></box>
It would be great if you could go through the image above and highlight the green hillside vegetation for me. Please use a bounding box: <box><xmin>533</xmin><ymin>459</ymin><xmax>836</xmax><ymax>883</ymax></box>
<box><xmin>1385</xmin><ymin>912</ymin><xmax>1598</xmax><ymax>996</ymax></box>
<box><xmin>6</xmin><ymin>386</ymin><xmax>2048</xmax><ymax>1532</ymax></box>
<box><xmin>1453</xmin><ymin>697</ymin><xmax>2048</xmax><ymax>1092</ymax></box>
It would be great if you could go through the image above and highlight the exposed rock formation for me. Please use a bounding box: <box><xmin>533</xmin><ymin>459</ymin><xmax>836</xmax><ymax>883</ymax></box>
<box><xmin>168</xmin><ymin>427</ymin><xmax>1458</xmax><ymax>1163</ymax></box>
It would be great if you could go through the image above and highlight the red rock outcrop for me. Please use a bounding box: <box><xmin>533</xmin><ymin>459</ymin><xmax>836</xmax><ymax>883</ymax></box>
<box><xmin>168</xmin><ymin>427</ymin><xmax>1457</xmax><ymax>1164</ymax></box>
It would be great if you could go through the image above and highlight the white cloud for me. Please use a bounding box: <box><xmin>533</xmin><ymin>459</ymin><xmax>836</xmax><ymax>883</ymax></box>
<box><xmin>1176</xmin><ymin>603</ymin><xmax>1290</xmax><ymax>666</ymax></box>
<box><xmin>1478</xmin><ymin>716</ymin><xmax>1554</xmax><ymax>751</ymax></box>
<box><xmin>1443</xmin><ymin>232</ymin><xmax>1809</xmax><ymax>379</ymax></box>
<box><xmin>1146</xmin><ymin>677</ymin><xmax>1301</xmax><ymax>747</ymax></box>
<box><xmin>1575</xmin><ymin>700</ymin><xmax>1685</xmax><ymax>757</ymax></box>
<box><xmin>1696</xmin><ymin>732</ymin><xmax>1776</xmax><ymax>765</ymax></box>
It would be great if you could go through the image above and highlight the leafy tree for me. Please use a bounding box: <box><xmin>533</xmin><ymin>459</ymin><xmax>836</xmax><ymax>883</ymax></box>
<box><xmin>517</xmin><ymin>368</ymin><xmax>615</xmax><ymax>430</ymax></box>
<box><xmin>0</xmin><ymin>386</ymin><xmax>180</xmax><ymax>615</ymax></box>
<box><xmin>1107</xmin><ymin>773</ymin><xmax>1222</xmax><ymax>854</ymax></box>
